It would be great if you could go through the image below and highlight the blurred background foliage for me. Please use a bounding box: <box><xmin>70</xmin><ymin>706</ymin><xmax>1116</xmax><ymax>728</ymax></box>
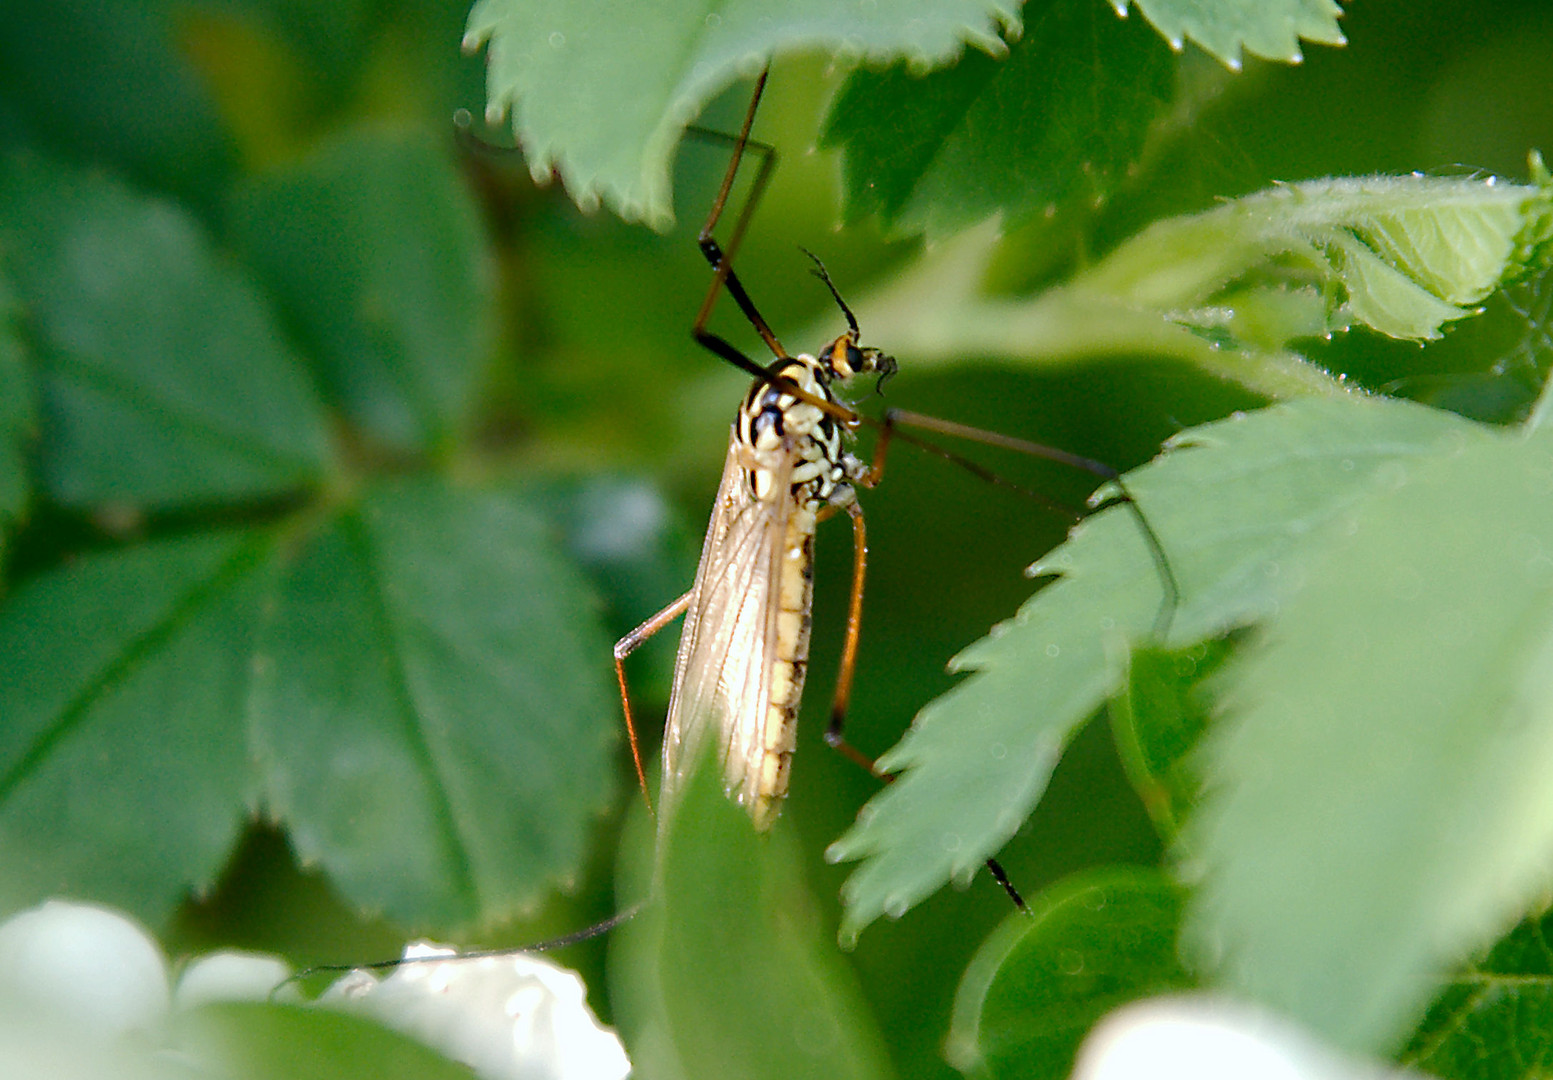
<box><xmin>1</xmin><ymin>1</ymin><xmax>1553</xmax><ymax>1078</ymax></box>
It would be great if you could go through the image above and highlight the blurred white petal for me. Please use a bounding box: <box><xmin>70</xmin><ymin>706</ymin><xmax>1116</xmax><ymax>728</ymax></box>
<box><xmin>0</xmin><ymin>900</ymin><xmax>630</xmax><ymax>1080</ymax></box>
<box><xmin>0</xmin><ymin>899</ymin><xmax>168</xmax><ymax>1037</ymax></box>
<box><xmin>1073</xmin><ymin>998</ymin><xmax>1429</xmax><ymax>1080</ymax></box>
<box><xmin>321</xmin><ymin>942</ymin><xmax>630</xmax><ymax>1080</ymax></box>
<box><xmin>174</xmin><ymin>950</ymin><xmax>296</xmax><ymax>1009</ymax></box>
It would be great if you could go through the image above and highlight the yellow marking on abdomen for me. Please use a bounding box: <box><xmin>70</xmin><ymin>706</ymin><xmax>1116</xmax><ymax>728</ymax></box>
<box><xmin>750</xmin><ymin>509</ymin><xmax>816</xmax><ymax>819</ymax></box>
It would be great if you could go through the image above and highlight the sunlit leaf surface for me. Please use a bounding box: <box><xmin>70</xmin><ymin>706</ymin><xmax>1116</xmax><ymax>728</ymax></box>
<box><xmin>1111</xmin><ymin>0</ymin><xmax>1345</xmax><ymax>68</ymax></box>
<box><xmin>464</xmin><ymin>0</ymin><xmax>1018</xmax><ymax>226</ymax></box>
<box><xmin>830</xmin><ymin>397</ymin><xmax>1492</xmax><ymax>943</ymax></box>
<box><xmin>1185</xmin><ymin>420</ymin><xmax>1553</xmax><ymax>1053</ymax></box>
<box><xmin>822</xmin><ymin>0</ymin><xmax>1170</xmax><ymax>236</ymax></box>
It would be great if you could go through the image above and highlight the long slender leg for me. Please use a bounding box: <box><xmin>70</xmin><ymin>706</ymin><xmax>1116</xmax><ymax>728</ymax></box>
<box><xmin>859</xmin><ymin>409</ymin><xmax>1074</xmax><ymax>521</ymax></box>
<box><xmin>272</xmin><ymin>902</ymin><xmax>646</xmax><ymax>997</ymax></box>
<box><xmin>873</xmin><ymin>408</ymin><xmax>1180</xmax><ymax>637</ymax></box>
<box><xmin>684</xmin><ymin>125</ymin><xmax>776</xmax><ymax>264</ymax></box>
<box><xmin>795</xmin><ymin>255</ymin><xmax>1178</xmax><ymax>626</ymax></box>
<box><xmin>821</xmin><ymin>501</ymin><xmax>875</xmax><ymax>775</ymax></box>
<box><xmin>685</xmin><ymin>123</ymin><xmax>785</xmax><ymax>358</ymax></box>
<box><xmin>683</xmin><ymin>71</ymin><xmax>872</xmax><ymax>430</ymax></box>
<box><xmin>681</xmin><ymin>71</ymin><xmax>864</xmax><ymax>429</ymax></box>
<box><xmin>819</xmin><ymin>498</ymin><xmax>1028</xmax><ymax>910</ymax></box>
<box><xmin>692</xmin><ymin>68</ymin><xmax>786</xmax><ymax>359</ymax></box>
<box><xmin>794</xmin><ymin>252</ymin><xmax>1175</xmax><ymax>631</ymax></box>
<box><xmin>614</xmin><ymin>591</ymin><xmax>693</xmax><ymax>813</ymax></box>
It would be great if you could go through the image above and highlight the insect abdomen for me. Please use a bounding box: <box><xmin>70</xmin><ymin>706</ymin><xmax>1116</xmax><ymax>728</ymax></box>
<box><xmin>750</xmin><ymin>509</ymin><xmax>816</xmax><ymax>828</ymax></box>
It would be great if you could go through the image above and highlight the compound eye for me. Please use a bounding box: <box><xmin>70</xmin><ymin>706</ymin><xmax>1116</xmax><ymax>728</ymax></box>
<box><xmin>829</xmin><ymin>341</ymin><xmax>866</xmax><ymax>379</ymax></box>
<box><xmin>814</xmin><ymin>337</ymin><xmax>846</xmax><ymax>379</ymax></box>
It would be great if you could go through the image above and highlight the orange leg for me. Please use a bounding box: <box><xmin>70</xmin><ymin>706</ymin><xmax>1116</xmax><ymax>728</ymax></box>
<box><xmin>613</xmin><ymin>591</ymin><xmax>692</xmax><ymax>815</ymax></box>
<box><xmin>819</xmin><ymin>496</ymin><xmax>1028</xmax><ymax>911</ymax></box>
<box><xmin>821</xmin><ymin>501</ymin><xmax>878</xmax><ymax>777</ymax></box>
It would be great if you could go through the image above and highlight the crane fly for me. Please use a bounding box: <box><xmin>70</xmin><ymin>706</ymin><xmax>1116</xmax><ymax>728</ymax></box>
<box><xmin>287</xmin><ymin>67</ymin><xmax>1180</xmax><ymax>1000</ymax></box>
<box><xmin>614</xmin><ymin>71</ymin><xmax>1179</xmax><ymax>892</ymax></box>
<box><xmin>608</xmin><ymin>70</ymin><xmax>893</xmax><ymax>833</ymax></box>
<box><xmin>617</xmin><ymin>290</ymin><xmax>892</xmax><ymax>831</ymax></box>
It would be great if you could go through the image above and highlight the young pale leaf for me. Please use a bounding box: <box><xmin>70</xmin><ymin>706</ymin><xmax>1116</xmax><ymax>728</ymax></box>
<box><xmin>249</xmin><ymin>479</ymin><xmax>618</xmax><ymax>929</ymax></box>
<box><xmin>828</xmin><ymin>396</ymin><xmax>1494</xmax><ymax>944</ymax></box>
<box><xmin>947</xmin><ymin>868</ymin><xmax>1191</xmax><ymax>1080</ymax></box>
<box><xmin>609</xmin><ymin>747</ymin><xmax>892</xmax><ymax>1080</ymax></box>
<box><xmin>1110</xmin><ymin>0</ymin><xmax>1345</xmax><ymax>69</ymax></box>
<box><xmin>1402</xmin><ymin>908</ymin><xmax>1553</xmax><ymax>1078</ymax></box>
<box><xmin>0</xmin><ymin>152</ymin><xmax>330</xmax><ymax>510</ymax></box>
<box><xmin>228</xmin><ymin>127</ymin><xmax>495</xmax><ymax>454</ymax></box>
<box><xmin>853</xmin><ymin>171</ymin><xmax>1553</xmax><ymax>404</ymax></box>
<box><xmin>1184</xmin><ymin>421</ymin><xmax>1553</xmax><ymax>1054</ymax></box>
<box><xmin>1080</xmin><ymin>172</ymin><xmax>1553</xmax><ymax>342</ymax></box>
<box><xmin>821</xmin><ymin>0</ymin><xmax>1170</xmax><ymax>236</ymax></box>
<box><xmin>463</xmin><ymin>0</ymin><xmax>1018</xmax><ymax>227</ymax></box>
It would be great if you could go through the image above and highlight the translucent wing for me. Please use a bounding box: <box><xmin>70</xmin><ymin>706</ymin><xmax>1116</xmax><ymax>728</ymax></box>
<box><xmin>660</xmin><ymin>431</ymin><xmax>806</xmax><ymax>831</ymax></box>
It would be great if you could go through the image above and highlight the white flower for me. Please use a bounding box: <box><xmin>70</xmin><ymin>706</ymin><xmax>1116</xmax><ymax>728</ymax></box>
<box><xmin>323</xmin><ymin>943</ymin><xmax>631</xmax><ymax>1080</ymax></box>
<box><xmin>0</xmin><ymin>899</ymin><xmax>631</xmax><ymax>1080</ymax></box>
<box><xmin>1072</xmin><ymin>997</ymin><xmax>1430</xmax><ymax>1080</ymax></box>
<box><xmin>0</xmin><ymin>898</ymin><xmax>170</xmax><ymax>1037</ymax></box>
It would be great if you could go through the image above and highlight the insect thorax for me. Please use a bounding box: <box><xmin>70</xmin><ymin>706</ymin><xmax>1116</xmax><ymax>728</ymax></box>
<box><xmin>734</xmin><ymin>355</ymin><xmax>867</xmax><ymax>511</ymax></box>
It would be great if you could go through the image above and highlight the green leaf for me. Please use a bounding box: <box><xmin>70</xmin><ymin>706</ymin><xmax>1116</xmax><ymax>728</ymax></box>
<box><xmin>1183</xmin><ymin>420</ymin><xmax>1553</xmax><ymax>1053</ymax></box>
<box><xmin>947</xmin><ymin>868</ymin><xmax>1191</xmax><ymax>1080</ymax></box>
<box><xmin>821</xmin><ymin>1</ymin><xmax>1171</xmax><ymax>236</ymax></box>
<box><xmin>0</xmin><ymin>532</ymin><xmax>267</xmax><ymax>921</ymax></box>
<box><xmin>0</xmin><ymin>271</ymin><xmax>33</xmax><ymax>556</ymax></box>
<box><xmin>0</xmin><ymin>1</ymin><xmax>237</xmax><ymax>201</ymax></box>
<box><xmin>1109</xmin><ymin>640</ymin><xmax>1232</xmax><ymax>841</ymax></box>
<box><xmin>1080</xmin><ymin>173</ymin><xmax>1553</xmax><ymax>342</ymax></box>
<box><xmin>251</xmin><ymin>478</ymin><xmax>618</xmax><ymax>928</ymax></box>
<box><xmin>829</xmin><ymin>396</ymin><xmax>1494</xmax><ymax>944</ymax></box>
<box><xmin>463</xmin><ymin>0</ymin><xmax>1019</xmax><ymax>228</ymax></box>
<box><xmin>1403</xmin><ymin>907</ymin><xmax>1553</xmax><ymax>1079</ymax></box>
<box><xmin>228</xmin><ymin>127</ymin><xmax>494</xmax><ymax>453</ymax></box>
<box><xmin>522</xmin><ymin>475</ymin><xmax>701</xmax><ymax>704</ymax></box>
<box><xmin>0</xmin><ymin>152</ymin><xmax>331</xmax><ymax>511</ymax></box>
<box><xmin>851</xmin><ymin>172</ymin><xmax>1553</xmax><ymax>404</ymax></box>
<box><xmin>0</xmin><ymin>1018</ymin><xmax>192</xmax><ymax>1080</ymax></box>
<box><xmin>171</xmin><ymin>1000</ymin><xmax>473</xmax><ymax>1080</ymax></box>
<box><xmin>1110</xmin><ymin>0</ymin><xmax>1345</xmax><ymax>69</ymax></box>
<box><xmin>0</xmin><ymin>478</ymin><xmax>617</xmax><ymax>929</ymax></box>
<box><xmin>609</xmin><ymin>747</ymin><xmax>892</xmax><ymax>1080</ymax></box>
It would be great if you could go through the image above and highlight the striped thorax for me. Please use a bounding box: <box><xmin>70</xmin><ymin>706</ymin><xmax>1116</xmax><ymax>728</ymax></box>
<box><xmin>660</xmin><ymin>334</ymin><xmax>895</xmax><ymax>831</ymax></box>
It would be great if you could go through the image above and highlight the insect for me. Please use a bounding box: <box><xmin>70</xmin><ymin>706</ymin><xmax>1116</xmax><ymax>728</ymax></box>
<box><xmin>282</xmin><ymin>64</ymin><xmax>1177</xmax><ymax>1006</ymax></box>
<box><xmin>612</xmin><ymin>70</ymin><xmax>1179</xmax><ymax>856</ymax></box>
<box><xmin>610</xmin><ymin>70</ymin><xmax>895</xmax><ymax>833</ymax></box>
